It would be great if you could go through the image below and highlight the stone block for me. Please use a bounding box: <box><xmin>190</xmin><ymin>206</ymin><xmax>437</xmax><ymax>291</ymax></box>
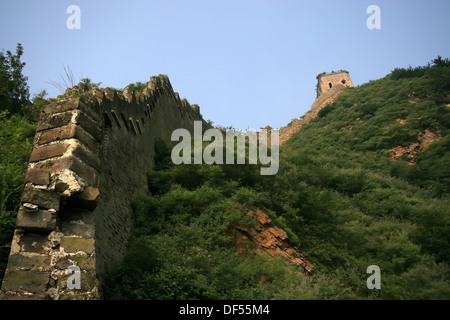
<box><xmin>42</xmin><ymin>97</ymin><xmax>102</xmax><ymax>123</ymax></box>
<box><xmin>54</xmin><ymin>256</ymin><xmax>95</xmax><ymax>272</ymax></box>
<box><xmin>36</xmin><ymin>125</ymin><xmax>99</xmax><ymax>155</ymax></box>
<box><xmin>37</xmin><ymin>111</ymin><xmax>74</xmax><ymax>132</ymax></box>
<box><xmin>76</xmin><ymin>112</ymin><xmax>102</xmax><ymax>142</ymax></box>
<box><xmin>29</xmin><ymin>142</ymin><xmax>69</xmax><ymax>162</ymax></box>
<box><xmin>41</xmin><ymin>99</ymin><xmax>79</xmax><ymax>116</ymax></box>
<box><xmin>69</xmin><ymin>187</ymin><xmax>99</xmax><ymax>210</ymax></box>
<box><xmin>32</xmin><ymin>156</ymin><xmax>99</xmax><ymax>187</ymax></box>
<box><xmin>18</xmin><ymin>233</ymin><xmax>51</xmax><ymax>254</ymax></box>
<box><xmin>21</xmin><ymin>186</ymin><xmax>60</xmax><ymax>211</ymax></box>
<box><xmin>71</xmin><ymin>144</ymin><xmax>101</xmax><ymax>171</ymax></box>
<box><xmin>36</xmin><ymin>125</ymin><xmax>75</xmax><ymax>145</ymax></box>
<box><xmin>71</xmin><ymin>256</ymin><xmax>96</xmax><ymax>271</ymax></box>
<box><xmin>16</xmin><ymin>208</ymin><xmax>59</xmax><ymax>232</ymax></box>
<box><xmin>1</xmin><ymin>270</ymin><xmax>49</xmax><ymax>293</ymax></box>
<box><xmin>6</xmin><ymin>253</ymin><xmax>51</xmax><ymax>271</ymax></box>
<box><xmin>60</xmin><ymin>237</ymin><xmax>95</xmax><ymax>255</ymax></box>
<box><xmin>24</xmin><ymin>169</ymin><xmax>50</xmax><ymax>186</ymax></box>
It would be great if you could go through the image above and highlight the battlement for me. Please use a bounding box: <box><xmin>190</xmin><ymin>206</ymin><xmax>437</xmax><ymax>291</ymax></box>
<box><xmin>0</xmin><ymin>75</ymin><xmax>204</xmax><ymax>300</ymax></box>
<box><xmin>316</xmin><ymin>71</ymin><xmax>353</xmax><ymax>98</ymax></box>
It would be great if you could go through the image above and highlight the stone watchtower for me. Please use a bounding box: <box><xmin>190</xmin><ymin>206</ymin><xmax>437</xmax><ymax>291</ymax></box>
<box><xmin>316</xmin><ymin>71</ymin><xmax>353</xmax><ymax>98</ymax></box>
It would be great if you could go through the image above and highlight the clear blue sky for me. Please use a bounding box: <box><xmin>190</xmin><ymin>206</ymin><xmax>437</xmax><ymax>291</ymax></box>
<box><xmin>1</xmin><ymin>0</ymin><xmax>449</xmax><ymax>130</ymax></box>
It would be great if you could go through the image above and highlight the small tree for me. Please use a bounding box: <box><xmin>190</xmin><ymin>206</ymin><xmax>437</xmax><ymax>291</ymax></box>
<box><xmin>0</xmin><ymin>43</ymin><xmax>30</xmax><ymax>114</ymax></box>
<box><xmin>79</xmin><ymin>77</ymin><xmax>102</xmax><ymax>90</ymax></box>
<box><xmin>127</xmin><ymin>81</ymin><xmax>147</xmax><ymax>92</ymax></box>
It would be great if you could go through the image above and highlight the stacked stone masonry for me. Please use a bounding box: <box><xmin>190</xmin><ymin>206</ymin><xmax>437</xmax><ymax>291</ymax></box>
<box><xmin>277</xmin><ymin>71</ymin><xmax>353</xmax><ymax>145</ymax></box>
<box><xmin>316</xmin><ymin>71</ymin><xmax>353</xmax><ymax>98</ymax></box>
<box><xmin>0</xmin><ymin>75</ymin><xmax>204</xmax><ymax>300</ymax></box>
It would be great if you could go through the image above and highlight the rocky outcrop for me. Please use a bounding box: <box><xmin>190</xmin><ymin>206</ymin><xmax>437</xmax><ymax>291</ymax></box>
<box><xmin>390</xmin><ymin>128</ymin><xmax>442</xmax><ymax>164</ymax></box>
<box><xmin>228</xmin><ymin>209</ymin><xmax>313</xmax><ymax>276</ymax></box>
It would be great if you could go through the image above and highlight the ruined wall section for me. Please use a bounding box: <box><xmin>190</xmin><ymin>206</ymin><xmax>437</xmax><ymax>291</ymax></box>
<box><xmin>0</xmin><ymin>75</ymin><xmax>203</xmax><ymax>300</ymax></box>
<box><xmin>316</xmin><ymin>71</ymin><xmax>353</xmax><ymax>98</ymax></box>
<box><xmin>278</xmin><ymin>84</ymin><xmax>349</xmax><ymax>145</ymax></box>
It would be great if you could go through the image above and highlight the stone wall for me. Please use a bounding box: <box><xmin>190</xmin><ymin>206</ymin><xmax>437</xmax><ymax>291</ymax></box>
<box><xmin>0</xmin><ymin>75</ymin><xmax>204</xmax><ymax>300</ymax></box>
<box><xmin>316</xmin><ymin>71</ymin><xmax>353</xmax><ymax>98</ymax></box>
<box><xmin>278</xmin><ymin>83</ymin><xmax>350</xmax><ymax>145</ymax></box>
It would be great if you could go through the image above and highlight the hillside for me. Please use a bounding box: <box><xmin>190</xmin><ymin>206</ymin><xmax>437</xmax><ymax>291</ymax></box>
<box><xmin>1</xmin><ymin>54</ymin><xmax>449</xmax><ymax>300</ymax></box>
<box><xmin>102</xmin><ymin>58</ymin><xmax>450</xmax><ymax>299</ymax></box>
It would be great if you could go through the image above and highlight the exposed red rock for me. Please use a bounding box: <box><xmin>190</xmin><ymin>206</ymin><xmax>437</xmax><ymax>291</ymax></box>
<box><xmin>228</xmin><ymin>209</ymin><xmax>313</xmax><ymax>276</ymax></box>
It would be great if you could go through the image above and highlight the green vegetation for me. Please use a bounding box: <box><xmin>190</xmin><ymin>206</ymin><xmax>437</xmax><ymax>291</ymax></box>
<box><xmin>116</xmin><ymin>81</ymin><xmax>147</xmax><ymax>94</ymax></box>
<box><xmin>1</xmin><ymin>46</ymin><xmax>449</xmax><ymax>299</ymax></box>
<box><xmin>0</xmin><ymin>44</ymin><xmax>42</xmax><ymax>279</ymax></box>
<box><xmin>0</xmin><ymin>44</ymin><xmax>30</xmax><ymax>116</ymax></box>
<box><xmin>104</xmin><ymin>57</ymin><xmax>450</xmax><ymax>300</ymax></box>
<box><xmin>79</xmin><ymin>78</ymin><xmax>102</xmax><ymax>91</ymax></box>
<box><xmin>103</xmin><ymin>139</ymin><xmax>354</xmax><ymax>300</ymax></box>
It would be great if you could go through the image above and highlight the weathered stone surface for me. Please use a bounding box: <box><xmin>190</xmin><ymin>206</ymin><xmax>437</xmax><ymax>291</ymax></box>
<box><xmin>316</xmin><ymin>71</ymin><xmax>353</xmax><ymax>98</ymax></box>
<box><xmin>71</xmin><ymin>144</ymin><xmax>101</xmax><ymax>171</ymax></box>
<box><xmin>48</xmin><ymin>231</ymin><xmax>64</xmax><ymax>247</ymax></box>
<box><xmin>76</xmin><ymin>112</ymin><xmax>102</xmax><ymax>141</ymax></box>
<box><xmin>22</xmin><ymin>203</ymin><xmax>38</xmax><ymax>213</ymax></box>
<box><xmin>278</xmin><ymin>82</ymin><xmax>350</xmax><ymax>146</ymax></box>
<box><xmin>60</xmin><ymin>237</ymin><xmax>95</xmax><ymax>255</ymax></box>
<box><xmin>73</xmin><ymin>126</ymin><xmax>100</xmax><ymax>154</ymax></box>
<box><xmin>54</xmin><ymin>258</ymin><xmax>71</xmax><ymax>270</ymax></box>
<box><xmin>37</xmin><ymin>111</ymin><xmax>74</xmax><ymax>132</ymax></box>
<box><xmin>21</xmin><ymin>186</ymin><xmax>60</xmax><ymax>211</ymax></box>
<box><xmin>32</xmin><ymin>156</ymin><xmax>99</xmax><ymax>187</ymax></box>
<box><xmin>36</xmin><ymin>125</ymin><xmax>76</xmax><ymax>145</ymax></box>
<box><xmin>69</xmin><ymin>187</ymin><xmax>99</xmax><ymax>210</ymax></box>
<box><xmin>16</xmin><ymin>210</ymin><xmax>58</xmax><ymax>232</ymax></box>
<box><xmin>1</xmin><ymin>270</ymin><xmax>49</xmax><ymax>293</ymax></box>
<box><xmin>0</xmin><ymin>292</ymin><xmax>49</xmax><ymax>300</ymax></box>
<box><xmin>24</xmin><ymin>169</ymin><xmax>50</xmax><ymax>186</ymax></box>
<box><xmin>49</xmin><ymin>169</ymin><xmax>88</xmax><ymax>197</ymax></box>
<box><xmin>69</xmin><ymin>272</ymin><xmax>97</xmax><ymax>291</ymax></box>
<box><xmin>29</xmin><ymin>142</ymin><xmax>69</xmax><ymax>162</ymax></box>
<box><xmin>41</xmin><ymin>98</ymin><xmax>79</xmax><ymax>116</ymax></box>
<box><xmin>6</xmin><ymin>253</ymin><xmax>51</xmax><ymax>271</ymax></box>
<box><xmin>16</xmin><ymin>208</ymin><xmax>58</xmax><ymax>232</ymax></box>
<box><xmin>35</xmin><ymin>125</ymin><xmax>99</xmax><ymax>155</ymax></box>
<box><xmin>17</xmin><ymin>233</ymin><xmax>51</xmax><ymax>254</ymax></box>
<box><xmin>60</xmin><ymin>221</ymin><xmax>95</xmax><ymax>238</ymax></box>
<box><xmin>71</xmin><ymin>256</ymin><xmax>96</xmax><ymax>271</ymax></box>
<box><xmin>41</xmin><ymin>96</ymin><xmax>102</xmax><ymax>124</ymax></box>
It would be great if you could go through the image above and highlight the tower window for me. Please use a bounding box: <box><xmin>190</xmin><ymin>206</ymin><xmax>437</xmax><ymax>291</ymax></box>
<box><xmin>329</xmin><ymin>83</ymin><xmax>332</xmax><ymax>88</ymax></box>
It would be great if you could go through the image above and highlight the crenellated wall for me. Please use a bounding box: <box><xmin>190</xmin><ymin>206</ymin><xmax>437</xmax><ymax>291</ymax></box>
<box><xmin>0</xmin><ymin>75</ymin><xmax>204</xmax><ymax>300</ymax></box>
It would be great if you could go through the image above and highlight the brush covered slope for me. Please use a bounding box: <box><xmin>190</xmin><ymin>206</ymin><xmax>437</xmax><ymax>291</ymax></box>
<box><xmin>102</xmin><ymin>58</ymin><xmax>450</xmax><ymax>300</ymax></box>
